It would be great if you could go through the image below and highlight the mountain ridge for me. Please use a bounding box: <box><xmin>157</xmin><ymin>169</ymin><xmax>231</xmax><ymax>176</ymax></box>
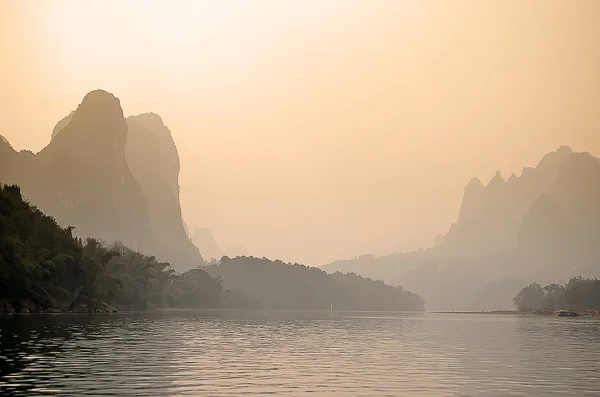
<box><xmin>322</xmin><ymin>146</ymin><xmax>600</xmax><ymax>310</ymax></box>
<box><xmin>438</xmin><ymin>145</ymin><xmax>575</xmax><ymax>256</ymax></box>
<box><xmin>0</xmin><ymin>90</ymin><xmax>203</xmax><ymax>270</ymax></box>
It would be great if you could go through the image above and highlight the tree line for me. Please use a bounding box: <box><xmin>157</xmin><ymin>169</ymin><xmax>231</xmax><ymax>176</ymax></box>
<box><xmin>0</xmin><ymin>184</ymin><xmax>222</xmax><ymax>313</ymax></box>
<box><xmin>208</xmin><ymin>256</ymin><xmax>425</xmax><ymax>311</ymax></box>
<box><xmin>513</xmin><ymin>277</ymin><xmax>600</xmax><ymax>311</ymax></box>
<box><xmin>1</xmin><ymin>183</ymin><xmax>424</xmax><ymax>313</ymax></box>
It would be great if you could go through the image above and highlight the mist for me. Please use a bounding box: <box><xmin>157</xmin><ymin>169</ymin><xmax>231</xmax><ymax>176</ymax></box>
<box><xmin>2</xmin><ymin>1</ymin><xmax>600</xmax><ymax>265</ymax></box>
<box><xmin>2</xmin><ymin>2</ymin><xmax>600</xmax><ymax>396</ymax></box>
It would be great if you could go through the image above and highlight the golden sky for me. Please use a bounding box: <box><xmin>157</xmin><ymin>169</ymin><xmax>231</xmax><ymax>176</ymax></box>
<box><xmin>1</xmin><ymin>1</ymin><xmax>600</xmax><ymax>264</ymax></box>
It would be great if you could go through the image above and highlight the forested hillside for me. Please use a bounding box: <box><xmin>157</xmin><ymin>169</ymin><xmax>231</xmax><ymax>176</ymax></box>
<box><xmin>0</xmin><ymin>184</ymin><xmax>221</xmax><ymax>313</ymax></box>
<box><xmin>208</xmin><ymin>256</ymin><xmax>425</xmax><ymax>311</ymax></box>
<box><xmin>1</xmin><ymin>184</ymin><xmax>424</xmax><ymax>312</ymax></box>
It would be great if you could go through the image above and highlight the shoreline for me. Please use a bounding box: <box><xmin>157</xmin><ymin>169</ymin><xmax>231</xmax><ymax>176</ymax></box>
<box><xmin>3</xmin><ymin>308</ymin><xmax>599</xmax><ymax>317</ymax></box>
<box><xmin>433</xmin><ymin>310</ymin><xmax>519</xmax><ymax>315</ymax></box>
<box><xmin>433</xmin><ymin>310</ymin><xmax>600</xmax><ymax>316</ymax></box>
<box><xmin>0</xmin><ymin>307</ymin><xmax>428</xmax><ymax>316</ymax></box>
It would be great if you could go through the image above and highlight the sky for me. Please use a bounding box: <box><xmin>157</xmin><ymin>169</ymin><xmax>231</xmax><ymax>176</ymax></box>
<box><xmin>1</xmin><ymin>0</ymin><xmax>600</xmax><ymax>265</ymax></box>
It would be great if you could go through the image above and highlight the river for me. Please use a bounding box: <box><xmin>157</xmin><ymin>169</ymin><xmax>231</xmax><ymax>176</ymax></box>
<box><xmin>1</xmin><ymin>311</ymin><xmax>599</xmax><ymax>396</ymax></box>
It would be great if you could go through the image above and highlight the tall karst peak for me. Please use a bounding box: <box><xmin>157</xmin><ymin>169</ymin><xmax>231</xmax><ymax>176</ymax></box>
<box><xmin>438</xmin><ymin>147</ymin><xmax>585</xmax><ymax>257</ymax></box>
<box><xmin>70</xmin><ymin>89</ymin><xmax>126</xmax><ymax>133</ymax></box>
<box><xmin>130</xmin><ymin>112</ymin><xmax>166</xmax><ymax>129</ymax></box>
<box><xmin>1</xmin><ymin>90</ymin><xmax>204</xmax><ymax>270</ymax></box>
<box><xmin>517</xmin><ymin>150</ymin><xmax>600</xmax><ymax>262</ymax></box>
<box><xmin>487</xmin><ymin>171</ymin><xmax>505</xmax><ymax>188</ymax></box>
<box><xmin>125</xmin><ymin>113</ymin><xmax>204</xmax><ymax>269</ymax></box>
<box><xmin>77</xmin><ymin>89</ymin><xmax>123</xmax><ymax>118</ymax></box>
<box><xmin>536</xmin><ymin>145</ymin><xmax>573</xmax><ymax>173</ymax></box>
<box><xmin>466</xmin><ymin>177</ymin><xmax>484</xmax><ymax>190</ymax></box>
<box><xmin>45</xmin><ymin>89</ymin><xmax>128</xmax><ymax>164</ymax></box>
<box><xmin>127</xmin><ymin>113</ymin><xmax>181</xmax><ymax>195</ymax></box>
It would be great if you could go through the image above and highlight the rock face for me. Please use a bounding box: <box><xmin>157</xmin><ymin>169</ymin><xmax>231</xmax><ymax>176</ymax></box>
<box><xmin>0</xmin><ymin>90</ymin><xmax>203</xmax><ymax>270</ymax></box>
<box><xmin>192</xmin><ymin>228</ymin><xmax>224</xmax><ymax>261</ymax></box>
<box><xmin>517</xmin><ymin>152</ymin><xmax>600</xmax><ymax>264</ymax></box>
<box><xmin>439</xmin><ymin>146</ymin><xmax>574</xmax><ymax>256</ymax></box>
<box><xmin>323</xmin><ymin>146</ymin><xmax>600</xmax><ymax>310</ymax></box>
<box><xmin>126</xmin><ymin>113</ymin><xmax>203</xmax><ymax>269</ymax></box>
<box><xmin>51</xmin><ymin>111</ymin><xmax>75</xmax><ymax>141</ymax></box>
<box><xmin>29</xmin><ymin>90</ymin><xmax>158</xmax><ymax>254</ymax></box>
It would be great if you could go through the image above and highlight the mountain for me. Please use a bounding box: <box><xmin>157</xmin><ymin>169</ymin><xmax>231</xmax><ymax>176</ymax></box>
<box><xmin>192</xmin><ymin>228</ymin><xmax>224</xmax><ymax>261</ymax></box>
<box><xmin>322</xmin><ymin>147</ymin><xmax>600</xmax><ymax>310</ymax></box>
<box><xmin>125</xmin><ymin>113</ymin><xmax>203</xmax><ymax>269</ymax></box>
<box><xmin>0</xmin><ymin>90</ymin><xmax>203</xmax><ymax>270</ymax></box>
<box><xmin>439</xmin><ymin>146</ymin><xmax>574</xmax><ymax>256</ymax></box>
<box><xmin>12</xmin><ymin>90</ymin><xmax>158</xmax><ymax>253</ymax></box>
<box><xmin>207</xmin><ymin>256</ymin><xmax>424</xmax><ymax>311</ymax></box>
<box><xmin>517</xmin><ymin>152</ymin><xmax>600</xmax><ymax>265</ymax></box>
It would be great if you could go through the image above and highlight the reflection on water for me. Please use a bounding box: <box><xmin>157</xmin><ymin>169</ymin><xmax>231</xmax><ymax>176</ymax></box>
<box><xmin>1</xmin><ymin>311</ymin><xmax>599</xmax><ymax>396</ymax></box>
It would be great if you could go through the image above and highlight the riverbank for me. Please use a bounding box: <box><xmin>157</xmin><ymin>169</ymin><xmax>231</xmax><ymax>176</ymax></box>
<box><xmin>434</xmin><ymin>309</ymin><xmax>600</xmax><ymax>316</ymax></box>
<box><xmin>0</xmin><ymin>300</ymin><xmax>121</xmax><ymax>314</ymax></box>
<box><xmin>433</xmin><ymin>310</ymin><xmax>519</xmax><ymax>315</ymax></box>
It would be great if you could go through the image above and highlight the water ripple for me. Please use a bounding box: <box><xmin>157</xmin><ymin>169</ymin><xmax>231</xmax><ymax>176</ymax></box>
<box><xmin>1</xmin><ymin>312</ymin><xmax>599</xmax><ymax>396</ymax></box>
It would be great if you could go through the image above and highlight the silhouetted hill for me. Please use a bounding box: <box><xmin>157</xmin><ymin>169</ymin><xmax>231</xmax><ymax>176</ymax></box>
<box><xmin>439</xmin><ymin>146</ymin><xmax>574</xmax><ymax>256</ymax></box>
<box><xmin>207</xmin><ymin>256</ymin><xmax>424</xmax><ymax>311</ymax></box>
<box><xmin>17</xmin><ymin>90</ymin><xmax>158</xmax><ymax>254</ymax></box>
<box><xmin>125</xmin><ymin>113</ymin><xmax>204</xmax><ymax>269</ymax></box>
<box><xmin>517</xmin><ymin>152</ymin><xmax>600</xmax><ymax>264</ymax></box>
<box><xmin>192</xmin><ymin>228</ymin><xmax>224</xmax><ymax>261</ymax></box>
<box><xmin>0</xmin><ymin>90</ymin><xmax>203</xmax><ymax>270</ymax></box>
<box><xmin>323</xmin><ymin>147</ymin><xmax>600</xmax><ymax>310</ymax></box>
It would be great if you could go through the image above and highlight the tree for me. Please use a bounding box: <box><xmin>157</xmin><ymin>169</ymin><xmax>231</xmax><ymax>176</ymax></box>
<box><xmin>542</xmin><ymin>283</ymin><xmax>566</xmax><ymax>310</ymax></box>
<box><xmin>565</xmin><ymin>278</ymin><xmax>600</xmax><ymax>310</ymax></box>
<box><xmin>513</xmin><ymin>283</ymin><xmax>545</xmax><ymax>311</ymax></box>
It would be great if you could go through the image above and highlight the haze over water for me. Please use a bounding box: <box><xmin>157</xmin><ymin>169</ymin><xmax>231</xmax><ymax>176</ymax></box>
<box><xmin>1</xmin><ymin>311</ymin><xmax>599</xmax><ymax>396</ymax></box>
<box><xmin>1</xmin><ymin>1</ymin><xmax>600</xmax><ymax>396</ymax></box>
<box><xmin>2</xmin><ymin>1</ymin><xmax>600</xmax><ymax>264</ymax></box>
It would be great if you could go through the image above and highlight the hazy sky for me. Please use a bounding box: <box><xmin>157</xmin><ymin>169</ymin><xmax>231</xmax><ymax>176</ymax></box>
<box><xmin>1</xmin><ymin>1</ymin><xmax>600</xmax><ymax>265</ymax></box>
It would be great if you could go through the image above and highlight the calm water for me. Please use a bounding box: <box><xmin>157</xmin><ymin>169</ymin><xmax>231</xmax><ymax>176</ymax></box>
<box><xmin>1</xmin><ymin>311</ymin><xmax>599</xmax><ymax>396</ymax></box>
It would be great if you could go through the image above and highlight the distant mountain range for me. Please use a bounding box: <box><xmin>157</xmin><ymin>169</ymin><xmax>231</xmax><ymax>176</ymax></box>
<box><xmin>323</xmin><ymin>146</ymin><xmax>600</xmax><ymax>310</ymax></box>
<box><xmin>3</xmin><ymin>90</ymin><xmax>598</xmax><ymax>308</ymax></box>
<box><xmin>438</xmin><ymin>145</ymin><xmax>600</xmax><ymax>260</ymax></box>
<box><xmin>0</xmin><ymin>90</ymin><xmax>203</xmax><ymax>270</ymax></box>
